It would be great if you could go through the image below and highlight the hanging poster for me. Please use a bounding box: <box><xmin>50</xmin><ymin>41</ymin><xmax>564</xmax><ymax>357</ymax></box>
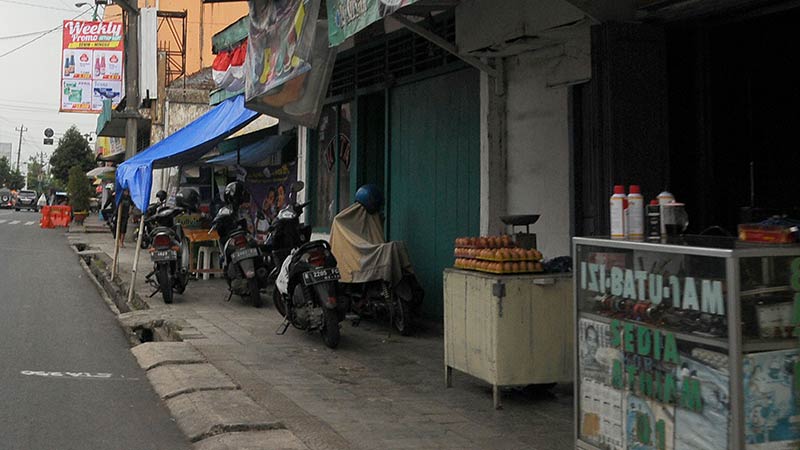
<box><xmin>673</xmin><ymin>354</ymin><xmax>730</xmax><ymax>450</ymax></box>
<box><xmin>246</xmin><ymin>0</ymin><xmax>335</xmax><ymax>128</ymax></box>
<box><xmin>326</xmin><ymin>0</ymin><xmax>420</xmax><ymax>46</ymax></box>
<box><xmin>580</xmin><ymin>378</ymin><xmax>625</xmax><ymax>450</ymax></box>
<box><xmin>743</xmin><ymin>349</ymin><xmax>800</xmax><ymax>449</ymax></box>
<box><xmin>579</xmin><ymin>318</ymin><xmax>622</xmax><ymax>386</ymax></box>
<box><xmin>244</xmin><ymin>163</ymin><xmax>298</xmax><ymax>240</ymax></box>
<box><xmin>60</xmin><ymin>20</ymin><xmax>124</xmax><ymax>113</ymax></box>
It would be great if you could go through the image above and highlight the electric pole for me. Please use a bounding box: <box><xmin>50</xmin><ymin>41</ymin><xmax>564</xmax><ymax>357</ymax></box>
<box><xmin>116</xmin><ymin>0</ymin><xmax>140</xmax><ymax>160</ymax></box>
<box><xmin>15</xmin><ymin>124</ymin><xmax>27</xmax><ymax>173</ymax></box>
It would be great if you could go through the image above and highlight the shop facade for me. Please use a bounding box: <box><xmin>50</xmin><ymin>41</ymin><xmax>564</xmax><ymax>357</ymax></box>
<box><xmin>288</xmin><ymin>0</ymin><xmax>590</xmax><ymax>319</ymax></box>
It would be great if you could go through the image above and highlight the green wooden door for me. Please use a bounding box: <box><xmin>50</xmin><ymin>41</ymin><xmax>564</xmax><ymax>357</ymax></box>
<box><xmin>389</xmin><ymin>69</ymin><xmax>480</xmax><ymax>319</ymax></box>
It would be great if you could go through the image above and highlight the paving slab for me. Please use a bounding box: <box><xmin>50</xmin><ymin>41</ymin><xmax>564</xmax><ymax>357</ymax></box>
<box><xmin>148</xmin><ymin>363</ymin><xmax>238</xmax><ymax>399</ymax></box>
<box><xmin>194</xmin><ymin>430</ymin><xmax>310</xmax><ymax>450</ymax></box>
<box><xmin>133</xmin><ymin>342</ymin><xmax>208</xmax><ymax>370</ymax></box>
<box><xmin>166</xmin><ymin>390</ymin><xmax>283</xmax><ymax>443</ymax></box>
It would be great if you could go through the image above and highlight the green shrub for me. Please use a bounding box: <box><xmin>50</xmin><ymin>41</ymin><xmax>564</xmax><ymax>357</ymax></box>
<box><xmin>67</xmin><ymin>166</ymin><xmax>93</xmax><ymax>212</ymax></box>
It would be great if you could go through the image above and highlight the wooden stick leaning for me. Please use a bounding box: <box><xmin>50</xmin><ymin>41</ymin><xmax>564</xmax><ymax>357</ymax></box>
<box><xmin>111</xmin><ymin>203</ymin><xmax>122</xmax><ymax>280</ymax></box>
<box><xmin>128</xmin><ymin>215</ymin><xmax>145</xmax><ymax>305</ymax></box>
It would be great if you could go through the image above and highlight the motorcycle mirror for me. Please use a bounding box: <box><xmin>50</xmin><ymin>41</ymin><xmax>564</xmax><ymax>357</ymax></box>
<box><xmin>290</xmin><ymin>181</ymin><xmax>305</xmax><ymax>193</ymax></box>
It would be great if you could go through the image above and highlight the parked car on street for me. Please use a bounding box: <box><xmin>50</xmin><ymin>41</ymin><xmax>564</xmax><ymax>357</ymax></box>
<box><xmin>15</xmin><ymin>190</ymin><xmax>38</xmax><ymax>212</ymax></box>
<box><xmin>0</xmin><ymin>188</ymin><xmax>13</xmax><ymax>209</ymax></box>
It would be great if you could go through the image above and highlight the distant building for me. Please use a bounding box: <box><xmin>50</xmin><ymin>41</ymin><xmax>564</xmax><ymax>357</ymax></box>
<box><xmin>0</xmin><ymin>142</ymin><xmax>12</xmax><ymax>163</ymax></box>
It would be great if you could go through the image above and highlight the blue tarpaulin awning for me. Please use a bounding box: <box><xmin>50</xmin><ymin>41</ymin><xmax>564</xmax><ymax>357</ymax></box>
<box><xmin>115</xmin><ymin>95</ymin><xmax>259</xmax><ymax>210</ymax></box>
<box><xmin>206</xmin><ymin>134</ymin><xmax>292</xmax><ymax>166</ymax></box>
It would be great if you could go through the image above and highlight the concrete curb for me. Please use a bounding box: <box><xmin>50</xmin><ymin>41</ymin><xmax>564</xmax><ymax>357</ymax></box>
<box><xmin>68</xmin><ymin>238</ymin><xmax>309</xmax><ymax>449</ymax></box>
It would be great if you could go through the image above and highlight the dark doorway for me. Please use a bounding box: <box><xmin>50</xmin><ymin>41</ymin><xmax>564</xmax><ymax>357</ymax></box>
<box><xmin>667</xmin><ymin>7</ymin><xmax>800</xmax><ymax>234</ymax></box>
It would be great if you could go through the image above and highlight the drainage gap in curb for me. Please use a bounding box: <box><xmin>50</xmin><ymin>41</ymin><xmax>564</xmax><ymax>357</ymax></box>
<box><xmin>137</xmin><ymin>328</ymin><xmax>155</xmax><ymax>343</ymax></box>
<box><xmin>129</xmin><ymin>322</ymin><xmax>182</xmax><ymax>346</ymax></box>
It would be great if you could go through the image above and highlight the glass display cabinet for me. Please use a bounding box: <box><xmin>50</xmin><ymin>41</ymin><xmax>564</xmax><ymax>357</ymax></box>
<box><xmin>573</xmin><ymin>237</ymin><xmax>799</xmax><ymax>450</ymax></box>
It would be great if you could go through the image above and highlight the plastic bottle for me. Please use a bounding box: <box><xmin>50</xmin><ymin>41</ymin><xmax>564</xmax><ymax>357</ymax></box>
<box><xmin>646</xmin><ymin>200</ymin><xmax>661</xmax><ymax>241</ymax></box>
<box><xmin>610</xmin><ymin>185</ymin><xmax>627</xmax><ymax>239</ymax></box>
<box><xmin>627</xmin><ymin>185</ymin><xmax>644</xmax><ymax>240</ymax></box>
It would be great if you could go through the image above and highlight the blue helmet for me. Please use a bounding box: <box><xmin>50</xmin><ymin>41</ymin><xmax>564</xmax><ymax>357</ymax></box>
<box><xmin>355</xmin><ymin>184</ymin><xmax>383</xmax><ymax>214</ymax></box>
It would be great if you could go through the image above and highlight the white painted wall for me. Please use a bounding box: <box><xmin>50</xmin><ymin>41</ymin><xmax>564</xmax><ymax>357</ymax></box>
<box><xmin>504</xmin><ymin>51</ymin><xmax>572</xmax><ymax>258</ymax></box>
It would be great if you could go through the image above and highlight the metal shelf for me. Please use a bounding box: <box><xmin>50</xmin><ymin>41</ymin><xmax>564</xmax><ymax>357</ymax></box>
<box><xmin>579</xmin><ymin>311</ymin><xmax>730</xmax><ymax>350</ymax></box>
<box><xmin>740</xmin><ymin>285</ymin><xmax>792</xmax><ymax>297</ymax></box>
<box><xmin>743</xmin><ymin>338</ymin><xmax>798</xmax><ymax>353</ymax></box>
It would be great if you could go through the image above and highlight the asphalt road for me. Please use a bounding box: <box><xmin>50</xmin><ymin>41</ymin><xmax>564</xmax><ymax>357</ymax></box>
<box><xmin>0</xmin><ymin>209</ymin><xmax>189</xmax><ymax>450</ymax></box>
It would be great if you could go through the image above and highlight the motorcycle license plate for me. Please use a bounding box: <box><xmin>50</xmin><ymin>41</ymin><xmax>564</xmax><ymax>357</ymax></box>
<box><xmin>232</xmin><ymin>247</ymin><xmax>259</xmax><ymax>263</ymax></box>
<box><xmin>151</xmin><ymin>249</ymin><xmax>177</xmax><ymax>262</ymax></box>
<box><xmin>303</xmin><ymin>267</ymin><xmax>340</xmax><ymax>286</ymax></box>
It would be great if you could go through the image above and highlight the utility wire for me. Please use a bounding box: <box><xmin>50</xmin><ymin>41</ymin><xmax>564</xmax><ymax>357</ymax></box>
<box><xmin>0</xmin><ymin>0</ymin><xmax>75</xmax><ymax>12</ymax></box>
<box><xmin>0</xmin><ymin>9</ymin><xmax>91</xmax><ymax>59</ymax></box>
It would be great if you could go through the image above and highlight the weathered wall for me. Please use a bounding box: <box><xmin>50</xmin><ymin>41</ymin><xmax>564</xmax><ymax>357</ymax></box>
<box><xmin>504</xmin><ymin>51</ymin><xmax>573</xmax><ymax>258</ymax></box>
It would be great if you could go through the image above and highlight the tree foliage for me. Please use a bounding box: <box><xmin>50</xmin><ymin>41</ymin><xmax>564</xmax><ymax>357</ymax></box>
<box><xmin>49</xmin><ymin>125</ymin><xmax>94</xmax><ymax>185</ymax></box>
<box><xmin>0</xmin><ymin>156</ymin><xmax>25</xmax><ymax>189</ymax></box>
<box><xmin>25</xmin><ymin>155</ymin><xmax>52</xmax><ymax>192</ymax></box>
<box><xmin>67</xmin><ymin>166</ymin><xmax>93</xmax><ymax>212</ymax></box>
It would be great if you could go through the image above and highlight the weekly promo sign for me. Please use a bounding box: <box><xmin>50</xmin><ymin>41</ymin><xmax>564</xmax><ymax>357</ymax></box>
<box><xmin>61</xmin><ymin>20</ymin><xmax>123</xmax><ymax>113</ymax></box>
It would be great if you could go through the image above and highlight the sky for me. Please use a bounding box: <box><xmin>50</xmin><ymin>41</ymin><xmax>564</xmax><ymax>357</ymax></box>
<box><xmin>0</xmin><ymin>0</ymin><xmax>111</xmax><ymax>176</ymax></box>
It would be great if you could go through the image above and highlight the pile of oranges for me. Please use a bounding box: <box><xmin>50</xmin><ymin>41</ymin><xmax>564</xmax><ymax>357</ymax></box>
<box><xmin>454</xmin><ymin>258</ymin><xmax>543</xmax><ymax>274</ymax></box>
<box><xmin>453</xmin><ymin>235</ymin><xmax>544</xmax><ymax>274</ymax></box>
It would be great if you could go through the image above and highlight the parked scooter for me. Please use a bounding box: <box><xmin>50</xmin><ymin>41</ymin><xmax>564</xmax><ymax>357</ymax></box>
<box><xmin>330</xmin><ymin>184</ymin><xmax>424</xmax><ymax>336</ymax></box>
<box><xmin>210</xmin><ymin>181</ymin><xmax>268</xmax><ymax>307</ymax></box>
<box><xmin>144</xmin><ymin>191</ymin><xmax>192</xmax><ymax>304</ymax></box>
<box><xmin>270</xmin><ymin>182</ymin><xmax>346</xmax><ymax>349</ymax></box>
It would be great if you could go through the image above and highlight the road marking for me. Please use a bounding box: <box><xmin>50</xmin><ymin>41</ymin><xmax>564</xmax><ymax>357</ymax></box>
<box><xmin>25</xmin><ymin>221</ymin><xmax>35</xmax><ymax>225</ymax></box>
<box><xmin>20</xmin><ymin>370</ymin><xmax>137</xmax><ymax>381</ymax></box>
<box><xmin>8</xmin><ymin>220</ymin><xmax>20</xmax><ymax>225</ymax></box>
<box><xmin>0</xmin><ymin>219</ymin><xmax>6</xmax><ymax>224</ymax></box>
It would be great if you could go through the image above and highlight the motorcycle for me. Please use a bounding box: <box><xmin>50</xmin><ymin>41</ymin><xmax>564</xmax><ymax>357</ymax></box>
<box><xmin>330</xmin><ymin>185</ymin><xmax>424</xmax><ymax>336</ymax></box>
<box><xmin>210</xmin><ymin>182</ymin><xmax>268</xmax><ymax>307</ymax></box>
<box><xmin>135</xmin><ymin>200</ymin><xmax>167</xmax><ymax>249</ymax></box>
<box><xmin>143</xmin><ymin>205</ymin><xmax>190</xmax><ymax>304</ymax></box>
<box><xmin>269</xmin><ymin>182</ymin><xmax>346</xmax><ymax>349</ymax></box>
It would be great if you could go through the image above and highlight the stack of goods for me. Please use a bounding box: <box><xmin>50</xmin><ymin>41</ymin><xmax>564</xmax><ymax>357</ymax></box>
<box><xmin>453</xmin><ymin>236</ymin><xmax>543</xmax><ymax>274</ymax></box>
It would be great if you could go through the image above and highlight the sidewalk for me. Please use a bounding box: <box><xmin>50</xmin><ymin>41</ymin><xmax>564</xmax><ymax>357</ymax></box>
<box><xmin>68</xmin><ymin>217</ymin><xmax>574</xmax><ymax>449</ymax></box>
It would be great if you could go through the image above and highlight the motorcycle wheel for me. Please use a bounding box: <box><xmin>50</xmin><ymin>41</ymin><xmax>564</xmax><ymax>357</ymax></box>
<box><xmin>157</xmin><ymin>264</ymin><xmax>173</xmax><ymax>304</ymax></box>
<box><xmin>249</xmin><ymin>277</ymin><xmax>263</xmax><ymax>308</ymax></box>
<box><xmin>175</xmin><ymin>269</ymin><xmax>188</xmax><ymax>294</ymax></box>
<box><xmin>321</xmin><ymin>308</ymin><xmax>340</xmax><ymax>349</ymax></box>
<box><xmin>393</xmin><ymin>298</ymin><xmax>412</xmax><ymax>336</ymax></box>
<box><xmin>272</xmin><ymin>286</ymin><xmax>286</xmax><ymax>317</ymax></box>
<box><xmin>139</xmin><ymin>232</ymin><xmax>149</xmax><ymax>249</ymax></box>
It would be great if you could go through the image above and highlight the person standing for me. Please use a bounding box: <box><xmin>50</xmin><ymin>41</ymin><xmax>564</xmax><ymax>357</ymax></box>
<box><xmin>118</xmin><ymin>189</ymin><xmax>131</xmax><ymax>248</ymax></box>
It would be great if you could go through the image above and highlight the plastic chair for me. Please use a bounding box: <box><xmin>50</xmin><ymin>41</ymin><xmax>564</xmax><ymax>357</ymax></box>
<box><xmin>196</xmin><ymin>245</ymin><xmax>220</xmax><ymax>280</ymax></box>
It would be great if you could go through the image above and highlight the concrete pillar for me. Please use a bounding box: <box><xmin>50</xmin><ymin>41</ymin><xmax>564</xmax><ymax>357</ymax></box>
<box><xmin>480</xmin><ymin>60</ymin><xmax>508</xmax><ymax>236</ymax></box>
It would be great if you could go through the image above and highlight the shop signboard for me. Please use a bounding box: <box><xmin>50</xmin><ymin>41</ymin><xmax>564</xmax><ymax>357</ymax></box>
<box><xmin>326</xmin><ymin>0</ymin><xmax>420</xmax><ymax>46</ymax></box>
<box><xmin>245</xmin><ymin>0</ymin><xmax>335</xmax><ymax>128</ymax></box>
<box><xmin>61</xmin><ymin>20</ymin><xmax>123</xmax><ymax>113</ymax></box>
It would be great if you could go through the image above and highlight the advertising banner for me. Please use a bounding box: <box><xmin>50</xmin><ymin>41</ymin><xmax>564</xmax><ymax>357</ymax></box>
<box><xmin>245</xmin><ymin>0</ymin><xmax>336</xmax><ymax>128</ymax></box>
<box><xmin>241</xmin><ymin>163</ymin><xmax>298</xmax><ymax>240</ymax></box>
<box><xmin>61</xmin><ymin>20</ymin><xmax>124</xmax><ymax>113</ymax></box>
<box><xmin>327</xmin><ymin>0</ymin><xmax>420</xmax><ymax>47</ymax></box>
